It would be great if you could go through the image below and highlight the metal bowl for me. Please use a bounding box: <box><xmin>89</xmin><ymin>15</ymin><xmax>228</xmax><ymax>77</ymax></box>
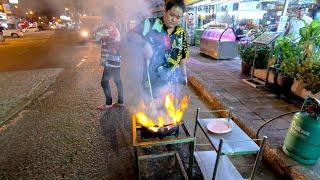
<box><xmin>141</xmin><ymin>124</ymin><xmax>180</xmax><ymax>139</ymax></box>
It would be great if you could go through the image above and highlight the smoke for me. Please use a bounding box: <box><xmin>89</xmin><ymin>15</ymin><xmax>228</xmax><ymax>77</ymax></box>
<box><xmin>22</xmin><ymin>0</ymin><xmax>186</xmax><ymax>108</ymax></box>
<box><xmin>95</xmin><ymin>0</ymin><xmax>150</xmax><ymax>19</ymax></box>
<box><xmin>20</xmin><ymin>0</ymin><xmax>154</xmax><ymax>19</ymax></box>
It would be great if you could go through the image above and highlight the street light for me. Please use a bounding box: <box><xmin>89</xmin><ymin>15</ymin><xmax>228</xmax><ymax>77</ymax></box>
<box><xmin>65</xmin><ymin>8</ymin><xmax>69</xmax><ymax>11</ymax></box>
<box><xmin>29</xmin><ymin>11</ymin><xmax>33</xmax><ymax>15</ymax></box>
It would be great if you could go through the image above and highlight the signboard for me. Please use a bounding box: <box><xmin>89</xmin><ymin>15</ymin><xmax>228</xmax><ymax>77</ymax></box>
<box><xmin>253</xmin><ymin>32</ymin><xmax>281</xmax><ymax>45</ymax></box>
<box><xmin>239</xmin><ymin>2</ymin><xmax>259</xmax><ymax>11</ymax></box>
<box><xmin>184</xmin><ymin>0</ymin><xmax>202</xmax><ymax>6</ymax></box>
<box><xmin>3</xmin><ymin>4</ymin><xmax>12</xmax><ymax>14</ymax></box>
<box><xmin>9</xmin><ymin>0</ymin><xmax>19</xmax><ymax>4</ymax></box>
<box><xmin>298</xmin><ymin>0</ymin><xmax>314</xmax><ymax>4</ymax></box>
<box><xmin>277</xmin><ymin>15</ymin><xmax>288</xmax><ymax>32</ymax></box>
<box><xmin>60</xmin><ymin>15</ymin><xmax>71</xmax><ymax>21</ymax></box>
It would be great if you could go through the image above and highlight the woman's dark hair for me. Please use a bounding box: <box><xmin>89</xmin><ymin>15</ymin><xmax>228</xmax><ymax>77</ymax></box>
<box><xmin>165</xmin><ymin>0</ymin><xmax>185</xmax><ymax>12</ymax></box>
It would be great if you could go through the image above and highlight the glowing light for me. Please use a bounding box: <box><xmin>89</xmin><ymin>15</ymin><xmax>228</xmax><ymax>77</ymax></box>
<box><xmin>81</xmin><ymin>30</ymin><xmax>89</xmax><ymax>37</ymax></box>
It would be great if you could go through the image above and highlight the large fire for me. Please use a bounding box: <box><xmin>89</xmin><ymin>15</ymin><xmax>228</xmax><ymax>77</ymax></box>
<box><xmin>132</xmin><ymin>93</ymin><xmax>189</xmax><ymax>132</ymax></box>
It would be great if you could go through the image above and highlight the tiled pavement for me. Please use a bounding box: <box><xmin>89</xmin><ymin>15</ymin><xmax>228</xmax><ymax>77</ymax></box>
<box><xmin>186</xmin><ymin>46</ymin><xmax>320</xmax><ymax>180</ymax></box>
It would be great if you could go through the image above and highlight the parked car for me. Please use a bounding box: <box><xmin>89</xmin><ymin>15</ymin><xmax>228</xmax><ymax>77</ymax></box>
<box><xmin>0</xmin><ymin>27</ymin><xmax>5</xmax><ymax>42</ymax></box>
<box><xmin>0</xmin><ymin>34</ymin><xmax>4</xmax><ymax>42</ymax></box>
<box><xmin>0</xmin><ymin>27</ymin><xmax>23</xmax><ymax>38</ymax></box>
<box><xmin>0</xmin><ymin>32</ymin><xmax>4</xmax><ymax>42</ymax></box>
<box><xmin>22</xmin><ymin>26</ymin><xmax>40</xmax><ymax>32</ymax></box>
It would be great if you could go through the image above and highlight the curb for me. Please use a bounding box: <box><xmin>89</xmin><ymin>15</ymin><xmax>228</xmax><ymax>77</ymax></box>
<box><xmin>187</xmin><ymin>71</ymin><xmax>307</xmax><ymax>180</ymax></box>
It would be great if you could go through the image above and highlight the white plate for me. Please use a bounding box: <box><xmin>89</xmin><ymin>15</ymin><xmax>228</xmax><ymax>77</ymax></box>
<box><xmin>206</xmin><ymin>119</ymin><xmax>232</xmax><ymax>134</ymax></box>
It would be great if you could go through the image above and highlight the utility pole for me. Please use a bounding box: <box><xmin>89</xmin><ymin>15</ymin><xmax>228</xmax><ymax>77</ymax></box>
<box><xmin>277</xmin><ymin>0</ymin><xmax>290</xmax><ymax>32</ymax></box>
<box><xmin>281</xmin><ymin>0</ymin><xmax>290</xmax><ymax>16</ymax></box>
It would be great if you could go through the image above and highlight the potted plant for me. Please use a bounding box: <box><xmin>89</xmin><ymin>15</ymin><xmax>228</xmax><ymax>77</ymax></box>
<box><xmin>290</xmin><ymin>20</ymin><xmax>320</xmax><ymax>98</ymax></box>
<box><xmin>238</xmin><ymin>42</ymin><xmax>254</xmax><ymax>75</ymax></box>
<box><xmin>238</xmin><ymin>42</ymin><xmax>271</xmax><ymax>75</ymax></box>
<box><xmin>295</xmin><ymin>55</ymin><xmax>320</xmax><ymax>98</ymax></box>
<box><xmin>272</xmin><ymin>36</ymin><xmax>303</xmax><ymax>95</ymax></box>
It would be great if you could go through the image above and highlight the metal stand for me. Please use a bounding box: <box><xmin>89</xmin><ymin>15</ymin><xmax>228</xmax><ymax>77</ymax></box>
<box><xmin>242</xmin><ymin>45</ymin><xmax>266</xmax><ymax>88</ymax></box>
<box><xmin>242</xmin><ymin>32</ymin><xmax>281</xmax><ymax>88</ymax></box>
<box><xmin>193</xmin><ymin>108</ymin><xmax>268</xmax><ymax>180</ymax></box>
<box><xmin>132</xmin><ymin>118</ymin><xmax>195</xmax><ymax>180</ymax></box>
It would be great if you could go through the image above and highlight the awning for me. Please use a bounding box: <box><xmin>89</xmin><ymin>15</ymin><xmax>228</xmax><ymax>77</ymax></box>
<box><xmin>184</xmin><ymin>0</ymin><xmax>203</xmax><ymax>6</ymax></box>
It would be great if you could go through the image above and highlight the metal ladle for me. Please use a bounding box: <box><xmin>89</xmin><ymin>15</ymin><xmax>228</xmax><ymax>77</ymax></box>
<box><xmin>146</xmin><ymin>59</ymin><xmax>157</xmax><ymax>116</ymax></box>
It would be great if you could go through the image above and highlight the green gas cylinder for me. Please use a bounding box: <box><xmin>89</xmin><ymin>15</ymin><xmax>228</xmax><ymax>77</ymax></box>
<box><xmin>282</xmin><ymin>97</ymin><xmax>320</xmax><ymax>165</ymax></box>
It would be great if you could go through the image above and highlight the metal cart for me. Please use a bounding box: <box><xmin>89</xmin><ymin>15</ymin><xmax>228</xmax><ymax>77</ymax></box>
<box><xmin>193</xmin><ymin>108</ymin><xmax>267</xmax><ymax>180</ymax></box>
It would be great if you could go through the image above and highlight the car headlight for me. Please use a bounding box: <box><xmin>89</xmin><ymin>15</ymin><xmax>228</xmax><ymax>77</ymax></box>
<box><xmin>81</xmin><ymin>30</ymin><xmax>89</xmax><ymax>37</ymax></box>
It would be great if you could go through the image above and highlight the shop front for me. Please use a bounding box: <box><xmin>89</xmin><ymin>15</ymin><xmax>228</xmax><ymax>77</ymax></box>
<box><xmin>185</xmin><ymin>0</ymin><xmax>317</xmax><ymax>53</ymax></box>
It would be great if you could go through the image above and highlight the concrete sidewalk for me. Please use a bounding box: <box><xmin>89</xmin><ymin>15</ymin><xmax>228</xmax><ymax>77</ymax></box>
<box><xmin>0</xmin><ymin>68</ymin><xmax>63</xmax><ymax>125</ymax></box>
<box><xmin>186</xmin><ymin>46</ymin><xmax>320</xmax><ymax>180</ymax></box>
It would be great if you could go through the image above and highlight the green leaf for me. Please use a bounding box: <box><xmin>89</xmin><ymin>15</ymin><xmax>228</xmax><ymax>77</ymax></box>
<box><xmin>310</xmin><ymin>20</ymin><xmax>320</xmax><ymax>29</ymax></box>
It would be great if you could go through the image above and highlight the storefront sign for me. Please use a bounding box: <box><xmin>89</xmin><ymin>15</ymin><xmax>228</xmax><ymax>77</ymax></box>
<box><xmin>0</xmin><ymin>4</ymin><xmax>3</xmax><ymax>13</ymax></box>
<box><xmin>239</xmin><ymin>2</ymin><xmax>259</xmax><ymax>11</ymax></box>
<box><xmin>9</xmin><ymin>0</ymin><xmax>19</xmax><ymax>4</ymax></box>
<box><xmin>3</xmin><ymin>4</ymin><xmax>12</xmax><ymax>15</ymax></box>
<box><xmin>298</xmin><ymin>0</ymin><xmax>314</xmax><ymax>4</ymax></box>
<box><xmin>60</xmin><ymin>15</ymin><xmax>71</xmax><ymax>21</ymax></box>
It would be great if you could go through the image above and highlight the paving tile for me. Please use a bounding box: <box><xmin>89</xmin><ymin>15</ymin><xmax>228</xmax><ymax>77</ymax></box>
<box><xmin>268</xmin><ymin>116</ymin><xmax>292</xmax><ymax>130</ymax></box>
<box><xmin>239</xmin><ymin>97</ymin><xmax>288</xmax><ymax>107</ymax></box>
<box><xmin>214</xmin><ymin>91</ymin><xmax>239</xmax><ymax>102</ymax></box>
<box><xmin>213</xmin><ymin>78</ymin><xmax>240</xmax><ymax>84</ymax></box>
<box><xmin>227</xmin><ymin>102</ymin><xmax>249</xmax><ymax>110</ymax></box>
<box><xmin>241</xmin><ymin>119</ymin><xmax>265</xmax><ymax>133</ymax></box>
<box><xmin>225</xmin><ymin>87</ymin><xmax>266</xmax><ymax>99</ymax></box>
<box><xmin>258</xmin><ymin>126</ymin><xmax>287</xmax><ymax>147</ymax></box>
<box><xmin>234</xmin><ymin>111</ymin><xmax>264</xmax><ymax>123</ymax></box>
<box><xmin>252</xmin><ymin>106</ymin><xmax>296</xmax><ymax>120</ymax></box>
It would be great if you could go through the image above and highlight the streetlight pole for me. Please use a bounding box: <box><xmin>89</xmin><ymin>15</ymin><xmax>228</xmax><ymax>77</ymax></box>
<box><xmin>276</xmin><ymin>0</ymin><xmax>290</xmax><ymax>32</ymax></box>
<box><xmin>281</xmin><ymin>0</ymin><xmax>290</xmax><ymax>16</ymax></box>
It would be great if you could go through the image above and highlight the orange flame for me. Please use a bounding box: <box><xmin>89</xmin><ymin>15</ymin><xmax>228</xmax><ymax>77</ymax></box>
<box><xmin>158</xmin><ymin>116</ymin><xmax>165</xmax><ymax>128</ymax></box>
<box><xmin>133</xmin><ymin>93</ymin><xmax>189</xmax><ymax>132</ymax></box>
